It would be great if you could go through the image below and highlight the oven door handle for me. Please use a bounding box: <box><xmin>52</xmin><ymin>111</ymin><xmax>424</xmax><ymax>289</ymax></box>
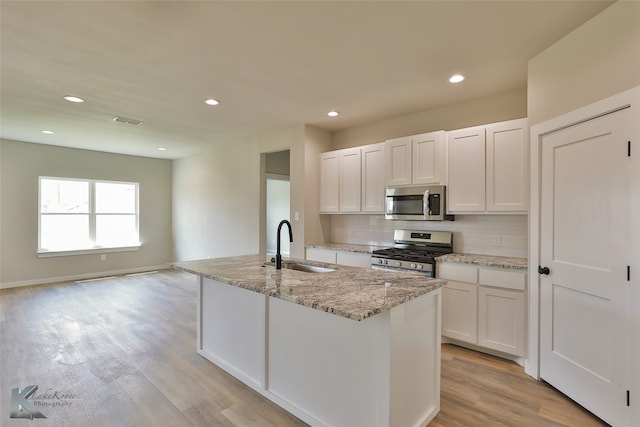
<box><xmin>423</xmin><ymin>189</ymin><xmax>430</xmax><ymax>218</ymax></box>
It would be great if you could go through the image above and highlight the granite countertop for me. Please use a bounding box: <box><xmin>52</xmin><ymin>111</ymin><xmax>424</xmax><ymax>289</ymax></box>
<box><xmin>436</xmin><ymin>253</ymin><xmax>528</xmax><ymax>271</ymax></box>
<box><xmin>306</xmin><ymin>243</ymin><xmax>388</xmax><ymax>254</ymax></box>
<box><xmin>173</xmin><ymin>254</ymin><xmax>445</xmax><ymax>321</ymax></box>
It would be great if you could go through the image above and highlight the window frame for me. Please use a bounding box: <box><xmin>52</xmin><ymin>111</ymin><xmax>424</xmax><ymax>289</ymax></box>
<box><xmin>38</xmin><ymin>176</ymin><xmax>140</xmax><ymax>257</ymax></box>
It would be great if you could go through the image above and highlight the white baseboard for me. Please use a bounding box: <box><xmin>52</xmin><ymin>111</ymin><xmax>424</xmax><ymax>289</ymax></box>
<box><xmin>442</xmin><ymin>337</ymin><xmax>526</xmax><ymax>367</ymax></box>
<box><xmin>0</xmin><ymin>264</ymin><xmax>171</xmax><ymax>289</ymax></box>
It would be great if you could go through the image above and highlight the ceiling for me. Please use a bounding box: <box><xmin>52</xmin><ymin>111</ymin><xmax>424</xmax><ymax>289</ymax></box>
<box><xmin>0</xmin><ymin>1</ymin><xmax>613</xmax><ymax>160</ymax></box>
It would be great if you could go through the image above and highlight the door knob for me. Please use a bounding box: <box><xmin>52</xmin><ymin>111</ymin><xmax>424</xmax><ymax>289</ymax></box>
<box><xmin>538</xmin><ymin>266</ymin><xmax>550</xmax><ymax>275</ymax></box>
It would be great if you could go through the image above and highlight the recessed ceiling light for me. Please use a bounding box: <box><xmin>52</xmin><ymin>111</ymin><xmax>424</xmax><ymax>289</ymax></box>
<box><xmin>40</xmin><ymin>130</ymin><xmax>55</xmax><ymax>134</ymax></box>
<box><xmin>64</xmin><ymin>95</ymin><xmax>85</xmax><ymax>103</ymax></box>
<box><xmin>157</xmin><ymin>147</ymin><xmax>167</xmax><ymax>151</ymax></box>
<box><xmin>204</xmin><ymin>99</ymin><xmax>220</xmax><ymax>106</ymax></box>
<box><xmin>327</xmin><ymin>111</ymin><xmax>339</xmax><ymax>117</ymax></box>
<box><xmin>448</xmin><ymin>74</ymin><xmax>466</xmax><ymax>84</ymax></box>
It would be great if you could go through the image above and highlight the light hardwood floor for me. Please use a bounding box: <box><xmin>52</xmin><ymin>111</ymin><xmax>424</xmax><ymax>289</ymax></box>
<box><xmin>0</xmin><ymin>270</ymin><xmax>607</xmax><ymax>426</ymax></box>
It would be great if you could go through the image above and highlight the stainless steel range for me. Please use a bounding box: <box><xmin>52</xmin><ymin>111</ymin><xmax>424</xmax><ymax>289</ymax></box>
<box><xmin>371</xmin><ymin>229</ymin><xmax>453</xmax><ymax>277</ymax></box>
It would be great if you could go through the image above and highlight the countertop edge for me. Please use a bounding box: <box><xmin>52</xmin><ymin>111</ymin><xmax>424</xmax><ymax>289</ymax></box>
<box><xmin>436</xmin><ymin>253</ymin><xmax>528</xmax><ymax>271</ymax></box>
<box><xmin>172</xmin><ymin>255</ymin><xmax>446</xmax><ymax>321</ymax></box>
<box><xmin>305</xmin><ymin>243</ymin><xmax>388</xmax><ymax>254</ymax></box>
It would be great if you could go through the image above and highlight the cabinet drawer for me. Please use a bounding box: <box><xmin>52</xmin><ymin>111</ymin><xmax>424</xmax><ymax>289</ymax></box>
<box><xmin>478</xmin><ymin>268</ymin><xmax>526</xmax><ymax>291</ymax></box>
<box><xmin>438</xmin><ymin>263</ymin><xmax>478</xmax><ymax>283</ymax></box>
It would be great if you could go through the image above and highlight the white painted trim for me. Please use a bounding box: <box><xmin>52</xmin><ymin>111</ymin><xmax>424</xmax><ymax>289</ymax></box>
<box><xmin>527</xmin><ymin>85</ymin><xmax>640</xmax><ymax>380</ymax></box>
<box><xmin>442</xmin><ymin>337</ymin><xmax>526</xmax><ymax>367</ymax></box>
<box><xmin>265</xmin><ymin>173</ymin><xmax>290</xmax><ymax>182</ymax></box>
<box><xmin>37</xmin><ymin>245</ymin><xmax>140</xmax><ymax>258</ymax></box>
<box><xmin>0</xmin><ymin>264</ymin><xmax>170</xmax><ymax>289</ymax></box>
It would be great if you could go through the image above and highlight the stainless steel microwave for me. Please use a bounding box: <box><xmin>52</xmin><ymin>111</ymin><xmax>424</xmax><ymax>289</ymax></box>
<box><xmin>385</xmin><ymin>185</ymin><xmax>454</xmax><ymax>221</ymax></box>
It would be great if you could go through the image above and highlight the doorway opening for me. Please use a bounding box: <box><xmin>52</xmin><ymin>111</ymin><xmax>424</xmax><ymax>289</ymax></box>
<box><xmin>262</xmin><ymin>150</ymin><xmax>290</xmax><ymax>257</ymax></box>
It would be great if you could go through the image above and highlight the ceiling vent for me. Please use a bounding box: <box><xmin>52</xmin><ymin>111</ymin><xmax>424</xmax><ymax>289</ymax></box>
<box><xmin>113</xmin><ymin>116</ymin><xmax>143</xmax><ymax>126</ymax></box>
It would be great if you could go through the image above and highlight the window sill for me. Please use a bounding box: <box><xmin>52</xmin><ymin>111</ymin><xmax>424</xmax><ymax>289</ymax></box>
<box><xmin>37</xmin><ymin>245</ymin><xmax>140</xmax><ymax>258</ymax></box>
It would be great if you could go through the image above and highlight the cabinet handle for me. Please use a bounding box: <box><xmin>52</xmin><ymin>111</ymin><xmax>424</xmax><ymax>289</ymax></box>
<box><xmin>538</xmin><ymin>266</ymin><xmax>550</xmax><ymax>275</ymax></box>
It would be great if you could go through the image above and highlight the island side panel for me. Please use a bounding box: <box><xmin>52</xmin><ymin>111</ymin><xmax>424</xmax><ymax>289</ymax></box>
<box><xmin>266</xmin><ymin>296</ymin><xmax>391</xmax><ymax>427</ymax></box>
<box><xmin>390</xmin><ymin>288</ymin><xmax>442</xmax><ymax>427</ymax></box>
<box><xmin>200</xmin><ymin>277</ymin><xmax>266</xmax><ymax>390</ymax></box>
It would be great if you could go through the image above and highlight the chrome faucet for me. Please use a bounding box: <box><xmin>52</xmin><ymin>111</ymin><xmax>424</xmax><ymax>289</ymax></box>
<box><xmin>276</xmin><ymin>219</ymin><xmax>293</xmax><ymax>270</ymax></box>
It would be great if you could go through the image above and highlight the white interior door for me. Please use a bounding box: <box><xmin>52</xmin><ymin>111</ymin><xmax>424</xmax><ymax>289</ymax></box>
<box><xmin>539</xmin><ymin>106</ymin><xmax>632</xmax><ymax>426</ymax></box>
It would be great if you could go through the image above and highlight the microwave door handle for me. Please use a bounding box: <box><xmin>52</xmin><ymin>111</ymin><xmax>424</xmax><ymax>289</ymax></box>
<box><xmin>424</xmin><ymin>189</ymin><xmax>430</xmax><ymax>219</ymax></box>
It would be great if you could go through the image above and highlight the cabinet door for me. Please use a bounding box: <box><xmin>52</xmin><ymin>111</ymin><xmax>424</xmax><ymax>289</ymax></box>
<box><xmin>361</xmin><ymin>143</ymin><xmax>385</xmax><ymax>213</ymax></box>
<box><xmin>413</xmin><ymin>131</ymin><xmax>445</xmax><ymax>185</ymax></box>
<box><xmin>319</xmin><ymin>152</ymin><xmax>339</xmax><ymax>213</ymax></box>
<box><xmin>486</xmin><ymin>118</ymin><xmax>528</xmax><ymax>212</ymax></box>
<box><xmin>442</xmin><ymin>281</ymin><xmax>478</xmax><ymax>344</ymax></box>
<box><xmin>447</xmin><ymin>126</ymin><xmax>486</xmax><ymax>212</ymax></box>
<box><xmin>385</xmin><ymin>136</ymin><xmax>412</xmax><ymax>186</ymax></box>
<box><xmin>306</xmin><ymin>248</ymin><xmax>337</xmax><ymax>264</ymax></box>
<box><xmin>339</xmin><ymin>148</ymin><xmax>361</xmax><ymax>212</ymax></box>
<box><xmin>478</xmin><ymin>287</ymin><xmax>525</xmax><ymax>356</ymax></box>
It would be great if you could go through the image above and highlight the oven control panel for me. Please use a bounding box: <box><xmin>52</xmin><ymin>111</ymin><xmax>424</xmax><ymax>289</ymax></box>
<box><xmin>372</xmin><ymin>257</ymin><xmax>432</xmax><ymax>275</ymax></box>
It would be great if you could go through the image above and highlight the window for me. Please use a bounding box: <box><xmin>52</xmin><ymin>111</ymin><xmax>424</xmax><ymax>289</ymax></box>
<box><xmin>39</xmin><ymin>177</ymin><xmax>139</xmax><ymax>255</ymax></box>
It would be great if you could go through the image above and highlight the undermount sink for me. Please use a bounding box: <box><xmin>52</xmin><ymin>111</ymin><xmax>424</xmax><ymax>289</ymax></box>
<box><xmin>283</xmin><ymin>263</ymin><xmax>335</xmax><ymax>274</ymax></box>
<box><xmin>265</xmin><ymin>260</ymin><xmax>336</xmax><ymax>274</ymax></box>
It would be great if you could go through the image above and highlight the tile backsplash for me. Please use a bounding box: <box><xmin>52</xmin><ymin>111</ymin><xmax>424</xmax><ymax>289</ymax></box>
<box><xmin>330</xmin><ymin>214</ymin><xmax>528</xmax><ymax>258</ymax></box>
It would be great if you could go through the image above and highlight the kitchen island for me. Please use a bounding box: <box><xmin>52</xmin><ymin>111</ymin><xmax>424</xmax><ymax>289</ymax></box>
<box><xmin>173</xmin><ymin>254</ymin><xmax>446</xmax><ymax>427</ymax></box>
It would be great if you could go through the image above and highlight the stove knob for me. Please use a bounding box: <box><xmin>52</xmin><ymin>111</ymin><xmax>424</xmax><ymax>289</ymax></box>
<box><xmin>397</xmin><ymin>261</ymin><xmax>403</xmax><ymax>267</ymax></box>
<box><xmin>377</xmin><ymin>259</ymin><xmax>384</xmax><ymax>265</ymax></box>
<box><xmin>416</xmin><ymin>264</ymin><xmax>423</xmax><ymax>270</ymax></box>
<box><xmin>411</xmin><ymin>263</ymin><xmax>416</xmax><ymax>269</ymax></box>
<box><xmin>383</xmin><ymin>259</ymin><xmax>388</xmax><ymax>265</ymax></box>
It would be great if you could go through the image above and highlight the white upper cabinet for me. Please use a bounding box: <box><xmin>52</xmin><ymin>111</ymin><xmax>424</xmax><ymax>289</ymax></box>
<box><xmin>486</xmin><ymin>119</ymin><xmax>528</xmax><ymax>212</ymax></box>
<box><xmin>319</xmin><ymin>143</ymin><xmax>384</xmax><ymax>214</ymax></box>
<box><xmin>319</xmin><ymin>151</ymin><xmax>339</xmax><ymax>213</ymax></box>
<box><xmin>361</xmin><ymin>143</ymin><xmax>385</xmax><ymax>213</ymax></box>
<box><xmin>385</xmin><ymin>136</ymin><xmax>412</xmax><ymax>186</ymax></box>
<box><xmin>447</xmin><ymin>126</ymin><xmax>486</xmax><ymax>212</ymax></box>
<box><xmin>339</xmin><ymin>148</ymin><xmax>362</xmax><ymax>212</ymax></box>
<box><xmin>385</xmin><ymin>130</ymin><xmax>445</xmax><ymax>186</ymax></box>
<box><xmin>413</xmin><ymin>131</ymin><xmax>446</xmax><ymax>184</ymax></box>
<box><xmin>447</xmin><ymin>118</ymin><xmax>528</xmax><ymax>214</ymax></box>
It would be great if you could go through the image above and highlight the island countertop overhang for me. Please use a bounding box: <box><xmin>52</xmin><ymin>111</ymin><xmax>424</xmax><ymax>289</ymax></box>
<box><xmin>172</xmin><ymin>254</ymin><xmax>446</xmax><ymax>321</ymax></box>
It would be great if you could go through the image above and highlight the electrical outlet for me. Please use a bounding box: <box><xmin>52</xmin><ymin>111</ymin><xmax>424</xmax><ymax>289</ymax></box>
<box><xmin>100</xmin><ymin>254</ymin><xmax>106</xmax><ymax>261</ymax></box>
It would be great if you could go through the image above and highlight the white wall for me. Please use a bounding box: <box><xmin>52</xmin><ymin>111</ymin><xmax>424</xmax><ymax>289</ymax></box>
<box><xmin>332</xmin><ymin>88</ymin><xmax>527</xmax><ymax>150</ymax></box>
<box><xmin>303</xmin><ymin>125</ymin><xmax>333</xmax><ymax>245</ymax></box>
<box><xmin>172</xmin><ymin>125</ymin><xmax>310</xmax><ymax>262</ymax></box>
<box><xmin>527</xmin><ymin>1</ymin><xmax>640</xmax><ymax>126</ymax></box>
<box><xmin>0</xmin><ymin>139</ymin><xmax>173</xmax><ymax>287</ymax></box>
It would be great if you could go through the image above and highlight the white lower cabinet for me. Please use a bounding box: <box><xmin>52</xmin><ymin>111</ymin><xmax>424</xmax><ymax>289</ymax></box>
<box><xmin>306</xmin><ymin>247</ymin><xmax>372</xmax><ymax>268</ymax></box>
<box><xmin>305</xmin><ymin>247</ymin><xmax>337</xmax><ymax>264</ymax></box>
<box><xmin>478</xmin><ymin>286</ymin><xmax>526</xmax><ymax>356</ymax></box>
<box><xmin>442</xmin><ymin>281</ymin><xmax>477</xmax><ymax>343</ymax></box>
<box><xmin>439</xmin><ymin>262</ymin><xmax>526</xmax><ymax>358</ymax></box>
<box><xmin>336</xmin><ymin>251</ymin><xmax>372</xmax><ymax>268</ymax></box>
